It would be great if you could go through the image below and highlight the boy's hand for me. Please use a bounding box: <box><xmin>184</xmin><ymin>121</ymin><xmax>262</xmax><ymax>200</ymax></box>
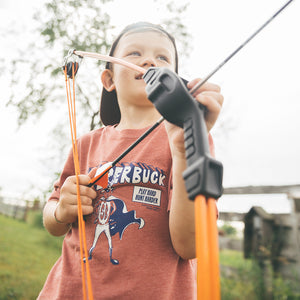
<box><xmin>55</xmin><ymin>175</ymin><xmax>97</xmax><ymax>224</ymax></box>
<box><xmin>164</xmin><ymin>79</ymin><xmax>223</xmax><ymax>157</ymax></box>
<box><xmin>188</xmin><ymin>79</ymin><xmax>223</xmax><ymax>132</ymax></box>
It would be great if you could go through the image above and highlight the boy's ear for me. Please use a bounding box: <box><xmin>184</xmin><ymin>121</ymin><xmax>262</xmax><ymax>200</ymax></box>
<box><xmin>101</xmin><ymin>69</ymin><xmax>115</xmax><ymax>92</ymax></box>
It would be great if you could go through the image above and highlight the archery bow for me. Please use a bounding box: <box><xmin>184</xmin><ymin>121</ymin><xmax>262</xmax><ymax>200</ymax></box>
<box><xmin>68</xmin><ymin>0</ymin><xmax>295</xmax><ymax>189</ymax></box>
<box><xmin>62</xmin><ymin>1</ymin><xmax>295</xmax><ymax>299</ymax></box>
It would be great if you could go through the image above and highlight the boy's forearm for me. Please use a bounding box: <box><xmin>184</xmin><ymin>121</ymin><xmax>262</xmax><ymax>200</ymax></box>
<box><xmin>169</xmin><ymin>154</ymin><xmax>196</xmax><ymax>260</ymax></box>
<box><xmin>43</xmin><ymin>201</ymin><xmax>71</xmax><ymax>237</ymax></box>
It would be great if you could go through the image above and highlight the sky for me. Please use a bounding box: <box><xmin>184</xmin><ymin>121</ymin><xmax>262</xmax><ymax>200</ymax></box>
<box><xmin>0</xmin><ymin>0</ymin><xmax>299</xmax><ymax>212</ymax></box>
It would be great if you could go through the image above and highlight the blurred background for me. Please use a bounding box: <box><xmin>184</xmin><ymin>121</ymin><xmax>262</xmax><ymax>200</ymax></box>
<box><xmin>1</xmin><ymin>0</ymin><xmax>299</xmax><ymax>205</ymax></box>
<box><xmin>0</xmin><ymin>0</ymin><xmax>299</xmax><ymax>298</ymax></box>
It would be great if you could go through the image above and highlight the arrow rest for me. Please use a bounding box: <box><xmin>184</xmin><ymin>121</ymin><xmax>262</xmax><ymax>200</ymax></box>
<box><xmin>143</xmin><ymin>67</ymin><xmax>223</xmax><ymax>200</ymax></box>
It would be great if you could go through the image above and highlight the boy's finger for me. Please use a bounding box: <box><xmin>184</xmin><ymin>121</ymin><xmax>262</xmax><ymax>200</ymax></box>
<box><xmin>78</xmin><ymin>174</ymin><xmax>93</xmax><ymax>185</ymax></box>
<box><xmin>88</xmin><ymin>167</ymin><xmax>97</xmax><ymax>179</ymax></box>
<box><xmin>196</xmin><ymin>92</ymin><xmax>224</xmax><ymax>109</ymax></box>
<box><xmin>187</xmin><ymin>78</ymin><xmax>221</xmax><ymax>94</ymax></box>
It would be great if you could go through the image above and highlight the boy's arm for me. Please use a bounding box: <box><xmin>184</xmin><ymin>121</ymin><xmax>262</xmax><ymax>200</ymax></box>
<box><xmin>169</xmin><ymin>153</ymin><xmax>196</xmax><ymax>259</ymax></box>
<box><xmin>43</xmin><ymin>200</ymin><xmax>72</xmax><ymax>237</ymax></box>
<box><xmin>167</xmin><ymin>78</ymin><xmax>223</xmax><ymax>259</ymax></box>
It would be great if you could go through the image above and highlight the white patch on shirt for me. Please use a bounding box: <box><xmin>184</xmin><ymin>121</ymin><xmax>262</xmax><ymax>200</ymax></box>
<box><xmin>132</xmin><ymin>186</ymin><xmax>161</xmax><ymax>207</ymax></box>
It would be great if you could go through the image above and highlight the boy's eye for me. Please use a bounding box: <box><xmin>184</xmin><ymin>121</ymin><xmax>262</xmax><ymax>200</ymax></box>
<box><xmin>127</xmin><ymin>51</ymin><xmax>141</xmax><ymax>57</ymax></box>
<box><xmin>157</xmin><ymin>55</ymin><xmax>169</xmax><ymax>62</ymax></box>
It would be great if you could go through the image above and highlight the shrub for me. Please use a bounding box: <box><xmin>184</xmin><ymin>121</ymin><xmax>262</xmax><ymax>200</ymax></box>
<box><xmin>26</xmin><ymin>210</ymin><xmax>44</xmax><ymax>229</ymax></box>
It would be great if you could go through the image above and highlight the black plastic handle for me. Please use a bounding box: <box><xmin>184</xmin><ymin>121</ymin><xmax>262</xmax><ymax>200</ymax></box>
<box><xmin>143</xmin><ymin>67</ymin><xmax>223</xmax><ymax>199</ymax></box>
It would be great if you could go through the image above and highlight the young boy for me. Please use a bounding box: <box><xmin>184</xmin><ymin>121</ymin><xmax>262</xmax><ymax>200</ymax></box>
<box><xmin>39</xmin><ymin>22</ymin><xmax>223</xmax><ymax>299</ymax></box>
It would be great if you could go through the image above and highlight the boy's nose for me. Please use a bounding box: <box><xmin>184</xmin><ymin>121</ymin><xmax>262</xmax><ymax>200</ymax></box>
<box><xmin>141</xmin><ymin>57</ymin><xmax>157</xmax><ymax>68</ymax></box>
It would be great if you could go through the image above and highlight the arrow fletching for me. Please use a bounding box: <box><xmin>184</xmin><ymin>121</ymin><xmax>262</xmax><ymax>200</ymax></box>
<box><xmin>87</xmin><ymin>162</ymin><xmax>112</xmax><ymax>188</ymax></box>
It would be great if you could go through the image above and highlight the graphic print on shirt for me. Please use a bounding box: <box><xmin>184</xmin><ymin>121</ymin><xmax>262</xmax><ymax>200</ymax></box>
<box><xmin>101</xmin><ymin>161</ymin><xmax>166</xmax><ymax>187</ymax></box>
<box><xmin>88</xmin><ymin>195</ymin><xmax>145</xmax><ymax>264</ymax></box>
<box><xmin>91</xmin><ymin>161</ymin><xmax>166</xmax><ymax>208</ymax></box>
<box><xmin>87</xmin><ymin>161</ymin><xmax>166</xmax><ymax>264</ymax></box>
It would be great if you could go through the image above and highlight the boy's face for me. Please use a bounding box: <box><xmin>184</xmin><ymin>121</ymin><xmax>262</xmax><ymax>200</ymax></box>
<box><xmin>110</xmin><ymin>30</ymin><xmax>177</xmax><ymax>107</ymax></box>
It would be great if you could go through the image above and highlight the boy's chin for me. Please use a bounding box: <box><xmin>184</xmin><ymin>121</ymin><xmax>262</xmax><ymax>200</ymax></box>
<box><xmin>134</xmin><ymin>90</ymin><xmax>148</xmax><ymax>100</ymax></box>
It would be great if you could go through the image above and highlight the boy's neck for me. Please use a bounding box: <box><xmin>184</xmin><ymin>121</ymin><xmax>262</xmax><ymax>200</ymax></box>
<box><xmin>116</xmin><ymin>106</ymin><xmax>161</xmax><ymax>130</ymax></box>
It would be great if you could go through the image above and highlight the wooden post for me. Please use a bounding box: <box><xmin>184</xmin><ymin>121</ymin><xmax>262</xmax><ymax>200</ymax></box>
<box><xmin>288</xmin><ymin>192</ymin><xmax>300</xmax><ymax>282</ymax></box>
<box><xmin>259</xmin><ymin>259</ymin><xmax>273</xmax><ymax>300</ymax></box>
<box><xmin>24</xmin><ymin>200</ymin><xmax>30</xmax><ymax>222</ymax></box>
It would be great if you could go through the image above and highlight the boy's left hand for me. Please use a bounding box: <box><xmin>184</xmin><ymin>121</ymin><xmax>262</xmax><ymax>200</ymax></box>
<box><xmin>187</xmin><ymin>78</ymin><xmax>223</xmax><ymax>132</ymax></box>
<box><xmin>164</xmin><ymin>79</ymin><xmax>223</xmax><ymax>157</ymax></box>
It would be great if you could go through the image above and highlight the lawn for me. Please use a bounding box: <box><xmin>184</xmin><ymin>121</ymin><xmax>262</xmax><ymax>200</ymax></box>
<box><xmin>1</xmin><ymin>213</ymin><xmax>297</xmax><ymax>299</ymax></box>
<box><xmin>0</xmin><ymin>213</ymin><xmax>63</xmax><ymax>300</ymax></box>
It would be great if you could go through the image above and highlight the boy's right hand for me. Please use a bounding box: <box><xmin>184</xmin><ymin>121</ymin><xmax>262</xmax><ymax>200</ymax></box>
<box><xmin>55</xmin><ymin>175</ymin><xmax>97</xmax><ymax>224</ymax></box>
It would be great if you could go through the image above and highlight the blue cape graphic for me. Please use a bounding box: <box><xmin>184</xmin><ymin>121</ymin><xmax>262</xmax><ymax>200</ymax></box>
<box><xmin>109</xmin><ymin>198</ymin><xmax>144</xmax><ymax>239</ymax></box>
<box><xmin>93</xmin><ymin>196</ymin><xmax>144</xmax><ymax>240</ymax></box>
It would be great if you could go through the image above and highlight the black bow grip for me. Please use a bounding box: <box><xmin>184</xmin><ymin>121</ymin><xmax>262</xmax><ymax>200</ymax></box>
<box><xmin>143</xmin><ymin>67</ymin><xmax>223</xmax><ymax>200</ymax></box>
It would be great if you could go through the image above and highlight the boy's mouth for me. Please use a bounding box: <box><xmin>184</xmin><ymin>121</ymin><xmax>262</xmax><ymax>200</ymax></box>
<box><xmin>135</xmin><ymin>73</ymin><xmax>144</xmax><ymax>80</ymax></box>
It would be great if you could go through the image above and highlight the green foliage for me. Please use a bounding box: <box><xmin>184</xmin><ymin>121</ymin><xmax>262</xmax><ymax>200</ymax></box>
<box><xmin>0</xmin><ymin>186</ymin><xmax>3</xmax><ymax>202</ymax></box>
<box><xmin>273</xmin><ymin>274</ymin><xmax>300</xmax><ymax>300</ymax></box>
<box><xmin>1</xmin><ymin>216</ymin><xmax>299</xmax><ymax>300</ymax></box>
<box><xmin>0</xmin><ymin>214</ymin><xmax>63</xmax><ymax>299</ymax></box>
<box><xmin>219</xmin><ymin>221</ymin><xmax>238</xmax><ymax>236</ymax></box>
<box><xmin>26</xmin><ymin>210</ymin><xmax>44</xmax><ymax>229</ymax></box>
<box><xmin>220</xmin><ymin>250</ymin><xmax>300</xmax><ymax>299</ymax></box>
<box><xmin>220</xmin><ymin>251</ymin><xmax>264</xmax><ymax>299</ymax></box>
<box><xmin>5</xmin><ymin>0</ymin><xmax>191</xmax><ymax>132</ymax></box>
<box><xmin>3</xmin><ymin>0</ymin><xmax>191</xmax><ymax>182</ymax></box>
<box><xmin>6</xmin><ymin>0</ymin><xmax>114</xmax><ymax>130</ymax></box>
<box><xmin>160</xmin><ymin>0</ymin><xmax>192</xmax><ymax>66</ymax></box>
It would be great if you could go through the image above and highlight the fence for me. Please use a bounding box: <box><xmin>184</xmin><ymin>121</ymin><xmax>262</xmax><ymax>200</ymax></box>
<box><xmin>0</xmin><ymin>197</ymin><xmax>41</xmax><ymax>221</ymax></box>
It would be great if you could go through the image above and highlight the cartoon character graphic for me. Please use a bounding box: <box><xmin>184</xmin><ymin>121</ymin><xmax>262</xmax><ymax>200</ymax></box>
<box><xmin>88</xmin><ymin>195</ymin><xmax>145</xmax><ymax>265</ymax></box>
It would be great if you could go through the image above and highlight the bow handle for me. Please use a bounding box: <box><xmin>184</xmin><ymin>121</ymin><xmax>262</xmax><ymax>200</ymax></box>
<box><xmin>143</xmin><ymin>67</ymin><xmax>223</xmax><ymax>200</ymax></box>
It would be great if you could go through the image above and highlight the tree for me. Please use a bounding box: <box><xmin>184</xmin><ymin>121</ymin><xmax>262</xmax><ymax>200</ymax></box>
<box><xmin>1</xmin><ymin>0</ymin><xmax>191</xmax><ymax>194</ymax></box>
<box><xmin>5</xmin><ymin>0</ymin><xmax>191</xmax><ymax>132</ymax></box>
<box><xmin>6</xmin><ymin>0</ymin><xmax>114</xmax><ymax>131</ymax></box>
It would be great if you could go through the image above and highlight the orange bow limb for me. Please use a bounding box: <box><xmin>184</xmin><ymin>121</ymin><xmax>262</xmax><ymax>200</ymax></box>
<box><xmin>195</xmin><ymin>195</ymin><xmax>220</xmax><ymax>300</ymax></box>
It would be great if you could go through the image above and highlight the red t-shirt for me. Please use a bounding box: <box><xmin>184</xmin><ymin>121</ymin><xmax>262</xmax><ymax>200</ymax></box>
<box><xmin>38</xmin><ymin>123</ymin><xmax>215</xmax><ymax>300</ymax></box>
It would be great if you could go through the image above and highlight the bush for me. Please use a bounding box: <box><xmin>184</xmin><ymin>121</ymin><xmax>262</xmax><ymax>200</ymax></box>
<box><xmin>26</xmin><ymin>210</ymin><xmax>44</xmax><ymax>229</ymax></box>
<box><xmin>219</xmin><ymin>221</ymin><xmax>237</xmax><ymax>236</ymax></box>
<box><xmin>273</xmin><ymin>274</ymin><xmax>300</xmax><ymax>300</ymax></box>
<box><xmin>220</xmin><ymin>250</ymin><xmax>264</xmax><ymax>299</ymax></box>
<box><xmin>220</xmin><ymin>250</ymin><xmax>300</xmax><ymax>299</ymax></box>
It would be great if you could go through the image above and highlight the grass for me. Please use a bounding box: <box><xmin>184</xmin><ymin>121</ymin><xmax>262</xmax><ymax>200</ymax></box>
<box><xmin>220</xmin><ymin>249</ymin><xmax>264</xmax><ymax>299</ymax></box>
<box><xmin>1</xmin><ymin>213</ymin><xmax>299</xmax><ymax>299</ymax></box>
<box><xmin>219</xmin><ymin>249</ymin><xmax>300</xmax><ymax>300</ymax></box>
<box><xmin>0</xmin><ymin>213</ymin><xmax>63</xmax><ymax>300</ymax></box>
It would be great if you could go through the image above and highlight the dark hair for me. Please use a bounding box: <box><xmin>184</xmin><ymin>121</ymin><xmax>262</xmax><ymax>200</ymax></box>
<box><xmin>106</xmin><ymin>22</ymin><xmax>179</xmax><ymax>73</ymax></box>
